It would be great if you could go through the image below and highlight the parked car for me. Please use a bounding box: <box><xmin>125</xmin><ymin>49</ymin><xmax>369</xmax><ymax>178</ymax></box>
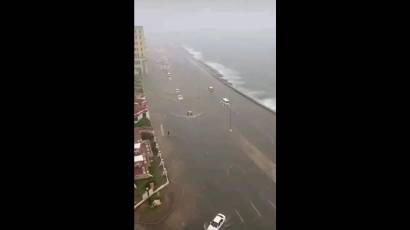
<box><xmin>187</xmin><ymin>110</ymin><xmax>193</xmax><ymax>116</ymax></box>
<box><xmin>176</xmin><ymin>88</ymin><xmax>181</xmax><ymax>94</ymax></box>
<box><xmin>208</xmin><ymin>86</ymin><xmax>214</xmax><ymax>93</ymax></box>
<box><xmin>177</xmin><ymin>95</ymin><xmax>183</xmax><ymax>101</ymax></box>
<box><xmin>207</xmin><ymin>213</ymin><xmax>226</xmax><ymax>230</ymax></box>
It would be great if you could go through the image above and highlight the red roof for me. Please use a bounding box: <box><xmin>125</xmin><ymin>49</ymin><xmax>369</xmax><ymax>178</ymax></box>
<box><xmin>140</xmin><ymin>142</ymin><xmax>150</xmax><ymax>155</ymax></box>
<box><xmin>134</xmin><ymin>101</ymin><xmax>148</xmax><ymax>117</ymax></box>
<box><xmin>134</xmin><ymin>141</ymin><xmax>151</xmax><ymax>157</ymax></box>
<box><xmin>134</xmin><ymin>166</ymin><xmax>144</xmax><ymax>176</ymax></box>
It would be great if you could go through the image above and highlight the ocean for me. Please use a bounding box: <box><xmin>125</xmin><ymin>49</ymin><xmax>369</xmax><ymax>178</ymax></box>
<box><xmin>175</xmin><ymin>29</ymin><xmax>276</xmax><ymax>112</ymax></box>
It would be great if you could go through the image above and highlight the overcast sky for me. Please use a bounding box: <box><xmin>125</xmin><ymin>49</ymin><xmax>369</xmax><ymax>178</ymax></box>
<box><xmin>135</xmin><ymin>0</ymin><xmax>276</xmax><ymax>34</ymax></box>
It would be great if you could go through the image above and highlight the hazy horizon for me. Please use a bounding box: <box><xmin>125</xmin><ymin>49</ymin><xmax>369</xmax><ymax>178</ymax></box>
<box><xmin>135</xmin><ymin>0</ymin><xmax>275</xmax><ymax>35</ymax></box>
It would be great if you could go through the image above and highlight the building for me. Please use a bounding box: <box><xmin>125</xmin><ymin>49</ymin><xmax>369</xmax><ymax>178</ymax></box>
<box><xmin>134</xmin><ymin>97</ymin><xmax>149</xmax><ymax>121</ymax></box>
<box><xmin>134</xmin><ymin>127</ymin><xmax>154</xmax><ymax>142</ymax></box>
<box><xmin>135</xmin><ymin>26</ymin><xmax>148</xmax><ymax>75</ymax></box>
<box><xmin>134</xmin><ymin>140</ymin><xmax>153</xmax><ymax>180</ymax></box>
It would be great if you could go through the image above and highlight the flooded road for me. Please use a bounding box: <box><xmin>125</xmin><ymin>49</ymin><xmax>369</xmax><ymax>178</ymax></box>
<box><xmin>135</xmin><ymin>42</ymin><xmax>276</xmax><ymax>230</ymax></box>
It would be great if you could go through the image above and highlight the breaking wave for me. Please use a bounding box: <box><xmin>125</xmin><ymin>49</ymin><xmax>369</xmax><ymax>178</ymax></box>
<box><xmin>183</xmin><ymin>45</ymin><xmax>276</xmax><ymax>112</ymax></box>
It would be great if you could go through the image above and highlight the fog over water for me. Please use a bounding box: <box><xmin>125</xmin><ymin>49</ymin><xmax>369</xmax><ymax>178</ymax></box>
<box><xmin>135</xmin><ymin>0</ymin><xmax>276</xmax><ymax>111</ymax></box>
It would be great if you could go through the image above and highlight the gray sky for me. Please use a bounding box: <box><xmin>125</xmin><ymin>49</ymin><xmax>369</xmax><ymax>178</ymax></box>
<box><xmin>135</xmin><ymin>0</ymin><xmax>276</xmax><ymax>34</ymax></box>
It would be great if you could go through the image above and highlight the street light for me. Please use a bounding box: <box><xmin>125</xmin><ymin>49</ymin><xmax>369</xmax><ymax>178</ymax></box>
<box><xmin>225</xmin><ymin>100</ymin><xmax>232</xmax><ymax>132</ymax></box>
<box><xmin>197</xmin><ymin>75</ymin><xmax>201</xmax><ymax>100</ymax></box>
<box><xmin>221</xmin><ymin>97</ymin><xmax>233</xmax><ymax>132</ymax></box>
<box><xmin>228</xmin><ymin>103</ymin><xmax>232</xmax><ymax>132</ymax></box>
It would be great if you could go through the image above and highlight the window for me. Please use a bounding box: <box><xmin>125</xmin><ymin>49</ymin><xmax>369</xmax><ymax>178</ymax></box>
<box><xmin>136</xmin><ymin>61</ymin><xmax>140</xmax><ymax>64</ymax></box>
<box><xmin>211</xmin><ymin>221</ymin><xmax>218</xmax><ymax>227</ymax></box>
<box><xmin>136</xmin><ymin>53</ymin><xmax>139</xmax><ymax>58</ymax></box>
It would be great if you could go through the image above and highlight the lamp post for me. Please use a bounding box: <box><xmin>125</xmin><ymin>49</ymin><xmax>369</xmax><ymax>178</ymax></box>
<box><xmin>227</xmin><ymin>100</ymin><xmax>232</xmax><ymax>132</ymax></box>
<box><xmin>229</xmin><ymin>103</ymin><xmax>232</xmax><ymax>132</ymax></box>
<box><xmin>197</xmin><ymin>74</ymin><xmax>201</xmax><ymax>100</ymax></box>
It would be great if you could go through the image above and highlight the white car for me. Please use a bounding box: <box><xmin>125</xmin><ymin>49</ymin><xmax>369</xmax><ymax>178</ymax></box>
<box><xmin>208</xmin><ymin>86</ymin><xmax>214</xmax><ymax>93</ymax></box>
<box><xmin>167</xmin><ymin>72</ymin><xmax>172</xmax><ymax>76</ymax></box>
<box><xmin>221</xmin><ymin>97</ymin><xmax>230</xmax><ymax>105</ymax></box>
<box><xmin>177</xmin><ymin>95</ymin><xmax>183</xmax><ymax>101</ymax></box>
<box><xmin>176</xmin><ymin>88</ymin><xmax>181</xmax><ymax>94</ymax></box>
<box><xmin>207</xmin><ymin>213</ymin><xmax>226</xmax><ymax>230</ymax></box>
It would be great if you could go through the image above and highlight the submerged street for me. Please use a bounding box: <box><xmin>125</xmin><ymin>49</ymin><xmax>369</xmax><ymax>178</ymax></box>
<box><xmin>135</xmin><ymin>41</ymin><xmax>276</xmax><ymax>230</ymax></box>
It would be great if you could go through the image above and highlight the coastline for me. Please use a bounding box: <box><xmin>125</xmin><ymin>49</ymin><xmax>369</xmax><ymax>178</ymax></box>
<box><xmin>181</xmin><ymin>46</ymin><xmax>276</xmax><ymax>115</ymax></box>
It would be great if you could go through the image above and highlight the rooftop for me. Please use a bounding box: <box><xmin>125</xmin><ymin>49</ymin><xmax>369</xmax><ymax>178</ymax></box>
<box><xmin>134</xmin><ymin>155</ymin><xmax>144</xmax><ymax>163</ymax></box>
<box><xmin>134</xmin><ymin>143</ymin><xmax>141</xmax><ymax>150</ymax></box>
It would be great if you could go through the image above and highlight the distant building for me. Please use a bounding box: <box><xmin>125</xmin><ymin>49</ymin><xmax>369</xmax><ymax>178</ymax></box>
<box><xmin>135</xmin><ymin>26</ymin><xmax>148</xmax><ymax>75</ymax></box>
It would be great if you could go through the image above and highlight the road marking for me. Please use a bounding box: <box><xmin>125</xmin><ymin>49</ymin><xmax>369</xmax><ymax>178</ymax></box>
<box><xmin>250</xmin><ymin>202</ymin><xmax>262</xmax><ymax>217</ymax></box>
<box><xmin>160</xmin><ymin>124</ymin><xmax>164</xmax><ymax>136</ymax></box>
<box><xmin>268</xmin><ymin>200</ymin><xmax>276</xmax><ymax>209</ymax></box>
<box><xmin>237</xmin><ymin>133</ymin><xmax>276</xmax><ymax>183</ymax></box>
<box><xmin>235</xmin><ymin>209</ymin><xmax>245</xmax><ymax>223</ymax></box>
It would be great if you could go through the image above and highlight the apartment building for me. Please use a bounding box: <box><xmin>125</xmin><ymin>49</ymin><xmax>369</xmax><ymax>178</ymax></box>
<box><xmin>134</xmin><ymin>26</ymin><xmax>148</xmax><ymax>75</ymax></box>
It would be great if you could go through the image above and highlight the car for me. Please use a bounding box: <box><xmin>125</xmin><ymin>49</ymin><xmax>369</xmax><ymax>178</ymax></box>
<box><xmin>177</xmin><ymin>95</ymin><xmax>183</xmax><ymax>101</ymax></box>
<box><xmin>187</xmin><ymin>110</ymin><xmax>193</xmax><ymax>116</ymax></box>
<box><xmin>176</xmin><ymin>88</ymin><xmax>181</xmax><ymax>93</ymax></box>
<box><xmin>208</xmin><ymin>86</ymin><xmax>214</xmax><ymax>93</ymax></box>
<box><xmin>167</xmin><ymin>72</ymin><xmax>172</xmax><ymax>76</ymax></box>
<box><xmin>207</xmin><ymin>213</ymin><xmax>226</xmax><ymax>230</ymax></box>
<box><xmin>221</xmin><ymin>97</ymin><xmax>230</xmax><ymax>105</ymax></box>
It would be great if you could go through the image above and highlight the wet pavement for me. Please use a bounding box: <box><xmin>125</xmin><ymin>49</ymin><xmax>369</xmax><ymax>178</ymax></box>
<box><xmin>135</xmin><ymin>41</ymin><xmax>276</xmax><ymax>230</ymax></box>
